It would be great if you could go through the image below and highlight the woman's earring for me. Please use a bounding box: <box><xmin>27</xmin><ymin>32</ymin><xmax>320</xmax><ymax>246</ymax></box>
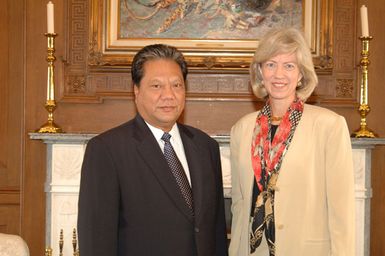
<box><xmin>297</xmin><ymin>80</ymin><xmax>302</xmax><ymax>87</ymax></box>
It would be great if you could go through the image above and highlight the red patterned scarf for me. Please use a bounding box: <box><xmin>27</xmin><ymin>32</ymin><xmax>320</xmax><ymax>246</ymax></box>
<box><xmin>250</xmin><ymin>99</ymin><xmax>303</xmax><ymax>255</ymax></box>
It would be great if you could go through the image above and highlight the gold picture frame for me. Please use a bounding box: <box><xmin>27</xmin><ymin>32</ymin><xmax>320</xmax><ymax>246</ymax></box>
<box><xmin>89</xmin><ymin>0</ymin><xmax>333</xmax><ymax>72</ymax></box>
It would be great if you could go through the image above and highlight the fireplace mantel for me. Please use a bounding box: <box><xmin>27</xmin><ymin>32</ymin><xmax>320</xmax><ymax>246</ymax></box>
<box><xmin>30</xmin><ymin>133</ymin><xmax>385</xmax><ymax>256</ymax></box>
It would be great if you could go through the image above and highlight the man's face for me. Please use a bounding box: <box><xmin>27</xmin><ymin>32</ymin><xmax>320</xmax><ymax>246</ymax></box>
<box><xmin>134</xmin><ymin>59</ymin><xmax>186</xmax><ymax>132</ymax></box>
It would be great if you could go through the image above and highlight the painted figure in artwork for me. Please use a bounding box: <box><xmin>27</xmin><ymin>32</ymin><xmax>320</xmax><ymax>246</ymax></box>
<box><xmin>123</xmin><ymin>0</ymin><xmax>206</xmax><ymax>33</ymax></box>
<box><xmin>121</xmin><ymin>0</ymin><xmax>299</xmax><ymax>38</ymax></box>
<box><xmin>121</xmin><ymin>0</ymin><xmax>290</xmax><ymax>35</ymax></box>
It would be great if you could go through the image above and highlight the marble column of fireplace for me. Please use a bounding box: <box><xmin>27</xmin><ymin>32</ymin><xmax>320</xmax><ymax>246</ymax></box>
<box><xmin>30</xmin><ymin>133</ymin><xmax>385</xmax><ymax>256</ymax></box>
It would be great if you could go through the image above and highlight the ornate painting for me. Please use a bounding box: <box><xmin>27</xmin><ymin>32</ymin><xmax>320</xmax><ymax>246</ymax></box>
<box><xmin>88</xmin><ymin>0</ymin><xmax>331</xmax><ymax>71</ymax></box>
<box><xmin>119</xmin><ymin>0</ymin><xmax>302</xmax><ymax>39</ymax></box>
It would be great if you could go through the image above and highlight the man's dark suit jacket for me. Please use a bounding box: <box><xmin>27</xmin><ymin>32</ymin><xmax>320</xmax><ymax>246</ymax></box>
<box><xmin>78</xmin><ymin>115</ymin><xmax>228</xmax><ymax>256</ymax></box>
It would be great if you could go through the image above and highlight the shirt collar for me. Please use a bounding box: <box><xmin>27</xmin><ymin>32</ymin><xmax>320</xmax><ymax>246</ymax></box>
<box><xmin>145</xmin><ymin>122</ymin><xmax>180</xmax><ymax>143</ymax></box>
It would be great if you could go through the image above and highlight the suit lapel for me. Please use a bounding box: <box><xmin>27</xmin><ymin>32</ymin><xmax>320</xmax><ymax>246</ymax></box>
<box><xmin>178</xmin><ymin>124</ymin><xmax>207</xmax><ymax>226</ymax></box>
<box><xmin>133</xmin><ymin>116</ymin><xmax>194</xmax><ymax>223</ymax></box>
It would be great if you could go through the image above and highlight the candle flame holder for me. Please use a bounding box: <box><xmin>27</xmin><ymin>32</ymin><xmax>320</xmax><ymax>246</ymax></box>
<box><xmin>351</xmin><ymin>36</ymin><xmax>376</xmax><ymax>138</ymax></box>
<box><xmin>36</xmin><ymin>33</ymin><xmax>63</xmax><ymax>133</ymax></box>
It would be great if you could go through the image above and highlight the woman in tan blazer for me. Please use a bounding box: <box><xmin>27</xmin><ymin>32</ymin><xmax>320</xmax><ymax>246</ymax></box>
<box><xmin>229</xmin><ymin>28</ymin><xmax>355</xmax><ymax>256</ymax></box>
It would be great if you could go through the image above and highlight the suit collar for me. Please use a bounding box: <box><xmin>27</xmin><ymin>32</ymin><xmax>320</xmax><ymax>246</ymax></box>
<box><xmin>133</xmin><ymin>115</ymin><xmax>195</xmax><ymax>222</ymax></box>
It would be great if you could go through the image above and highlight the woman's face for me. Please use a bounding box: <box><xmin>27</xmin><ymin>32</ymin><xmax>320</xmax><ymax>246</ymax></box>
<box><xmin>261</xmin><ymin>52</ymin><xmax>302</xmax><ymax>105</ymax></box>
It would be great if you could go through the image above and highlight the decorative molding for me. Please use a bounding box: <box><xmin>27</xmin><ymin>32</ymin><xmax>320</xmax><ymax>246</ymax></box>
<box><xmin>313</xmin><ymin>55</ymin><xmax>333</xmax><ymax>71</ymax></box>
<box><xmin>68</xmin><ymin>0</ymin><xmax>87</xmax><ymax>67</ymax></box>
<box><xmin>52</xmin><ymin>145</ymin><xmax>84</xmax><ymax>181</ymax></box>
<box><xmin>334</xmin><ymin>0</ymin><xmax>355</xmax><ymax>72</ymax></box>
<box><xmin>0</xmin><ymin>190</ymin><xmax>20</xmax><ymax>205</ymax></box>
<box><xmin>62</xmin><ymin>0</ymin><xmax>89</xmax><ymax>101</ymax></box>
<box><xmin>88</xmin><ymin>32</ymin><xmax>104</xmax><ymax>66</ymax></box>
<box><xmin>336</xmin><ymin>79</ymin><xmax>354</xmax><ymax>98</ymax></box>
<box><xmin>312</xmin><ymin>0</ymin><xmax>334</xmax><ymax>73</ymax></box>
<box><xmin>66</xmin><ymin>75</ymin><xmax>86</xmax><ymax>94</ymax></box>
<box><xmin>202</xmin><ymin>56</ymin><xmax>217</xmax><ymax>70</ymax></box>
<box><xmin>187</xmin><ymin>74</ymin><xmax>251</xmax><ymax>94</ymax></box>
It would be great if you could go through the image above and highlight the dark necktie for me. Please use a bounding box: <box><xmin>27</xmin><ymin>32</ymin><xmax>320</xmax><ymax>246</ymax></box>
<box><xmin>161</xmin><ymin>132</ymin><xmax>194</xmax><ymax>211</ymax></box>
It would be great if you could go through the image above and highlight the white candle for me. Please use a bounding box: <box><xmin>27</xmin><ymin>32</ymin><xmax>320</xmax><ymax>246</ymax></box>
<box><xmin>47</xmin><ymin>1</ymin><xmax>54</xmax><ymax>34</ymax></box>
<box><xmin>360</xmin><ymin>5</ymin><xmax>369</xmax><ymax>37</ymax></box>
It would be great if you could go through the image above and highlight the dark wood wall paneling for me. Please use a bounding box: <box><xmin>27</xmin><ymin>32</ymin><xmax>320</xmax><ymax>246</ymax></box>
<box><xmin>23</xmin><ymin>0</ymin><xmax>51</xmax><ymax>254</ymax></box>
<box><xmin>0</xmin><ymin>0</ymin><xmax>383</xmax><ymax>255</ymax></box>
<box><xmin>0</xmin><ymin>0</ymin><xmax>23</xmax><ymax>238</ymax></box>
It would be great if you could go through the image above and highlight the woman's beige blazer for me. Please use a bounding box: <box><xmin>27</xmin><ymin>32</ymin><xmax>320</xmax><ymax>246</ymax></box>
<box><xmin>229</xmin><ymin>104</ymin><xmax>355</xmax><ymax>256</ymax></box>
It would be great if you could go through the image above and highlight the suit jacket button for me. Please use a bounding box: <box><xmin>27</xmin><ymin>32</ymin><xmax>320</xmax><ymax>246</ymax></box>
<box><xmin>194</xmin><ymin>227</ymin><xmax>200</xmax><ymax>233</ymax></box>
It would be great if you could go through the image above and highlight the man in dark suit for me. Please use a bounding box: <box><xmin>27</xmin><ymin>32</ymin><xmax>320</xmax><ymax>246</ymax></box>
<box><xmin>78</xmin><ymin>44</ymin><xmax>228</xmax><ymax>256</ymax></box>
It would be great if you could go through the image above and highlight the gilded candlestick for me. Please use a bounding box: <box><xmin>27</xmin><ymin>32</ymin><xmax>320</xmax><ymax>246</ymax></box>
<box><xmin>59</xmin><ymin>229</ymin><xmax>64</xmax><ymax>256</ymax></box>
<box><xmin>36</xmin><ymin>33</ymin><xmax>63</xmax><ymax>133</ymax></box>
<box><xmin>45</xmin><ymin>247</ymin><xmax>53</xmax><ymax>256</ymax></box>
<box><xmin>72</xmin><ymin>228</ymin><xmax>80</xmax><ymax>256</ymax></box>
<box><xmin>352</xmin><ymin>36</ymin><xmax>376</xmax><ymax>138</ymax></box>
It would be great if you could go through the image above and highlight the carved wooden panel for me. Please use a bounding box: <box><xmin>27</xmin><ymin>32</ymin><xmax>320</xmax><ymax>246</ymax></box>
<box><xmin>334</xmin><ymin>0</ymin><xmax>356</xmax><ymax>72</ymax></box>
<box><xmin>332</xmin><ymin>0</ymin><xmax>357</xmax><ymax>104</ymax></box>
<box><xmin>0</xmin><ymin>207</ymin><xmax>20</xmax><ymax>234</ymax></box>
<box><xmin>0</xmin><ymin>190</ymin><xmax>20</xmax><ymax>234</ymax></box>
<box><xmin>63</xmin><ymin>0</ymin><xmax>89</xmax><ymax>101</ymax></box>
<box><xmin>336</xmin><ymin>79</ymin><xmax>354</xmax><ymax>98</ymax></box>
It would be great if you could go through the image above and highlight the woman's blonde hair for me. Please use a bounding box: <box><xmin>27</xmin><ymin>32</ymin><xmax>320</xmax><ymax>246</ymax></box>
<box><xmin>250</xmin><ymin>27</ymin><xmax>318</xmax><ymax>101</ymax></box>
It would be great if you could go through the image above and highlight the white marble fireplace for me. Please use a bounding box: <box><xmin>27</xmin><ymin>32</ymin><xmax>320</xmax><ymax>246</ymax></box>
<box><xmin>30</xmin><ymin>133</ymin><xmax>385</xmax><ymax>256</ymax></box>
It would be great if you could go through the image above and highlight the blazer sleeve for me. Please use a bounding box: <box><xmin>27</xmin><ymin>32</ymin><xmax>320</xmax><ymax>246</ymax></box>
<box><xmin>212</xmin><ymin>140</ymin><xmax>229</xmax><ymax>256</ymax></box>
<box><xmin>228</xmin><ymin>123</ymin><xmax>244</xmax><ymax>256</ymax></box>
<box><xmin>77</xmin><ymin>137</ymin><xmax>120</xmax><ymax>256</ymax></box>
<box><xmin>325</xmin><ymin>116</ymin><xmax>355</xmax><ymax>256</ymax></box>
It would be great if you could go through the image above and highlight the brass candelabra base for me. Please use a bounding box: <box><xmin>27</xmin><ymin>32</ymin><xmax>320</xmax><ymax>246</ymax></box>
<box><xmin>351</xmin><ymin>104</ymin><xmax>376</xmax><ymax>138</ymax></box>
<box><xmin>36</xmin><ymin>100</ymin><xmax>62</xmax><ymax>133</ymax></box>
<box><xmin>37</xmin><ymin>123</ymin><xmax>62</xmax><ymax>133</ymax></box>
<box><xmin>352</xmin><ymin>129</ymin><xmax>376</xmax><ymax>138</ymax></box>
